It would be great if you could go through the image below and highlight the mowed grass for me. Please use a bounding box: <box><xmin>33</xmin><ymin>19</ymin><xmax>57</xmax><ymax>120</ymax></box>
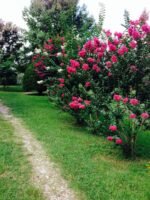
<box><xmin>0</xmin><ymin>88</ymin><xmax>150</xmax><ymax>200</ymax></box>
<box><xmin>0</xmin><ymin>116</ymin><xmax>43</xmax><ymax>200</ymax></box>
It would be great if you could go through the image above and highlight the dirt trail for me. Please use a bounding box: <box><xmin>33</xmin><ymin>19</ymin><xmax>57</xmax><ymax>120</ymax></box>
<box><xmin>0</xmin><ymin>102</ymin><xmax>77</xmax><ymax>200</ymax></box>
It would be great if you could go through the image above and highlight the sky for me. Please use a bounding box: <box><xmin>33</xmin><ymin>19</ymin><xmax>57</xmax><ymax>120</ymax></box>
<box><xmin>0</xmin><ymin>0</ymin><xmax>150</xmax><ymax>32</ymax></box>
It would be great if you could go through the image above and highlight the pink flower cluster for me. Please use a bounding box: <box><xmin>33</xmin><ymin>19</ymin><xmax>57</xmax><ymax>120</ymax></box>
<box><xmin>113</xmin><ymin>94</ymin><xmax>140</xmax><ymax>106</ymax></box>
<box><xmin>65</xmin><ymin>17</ymin><xmax>149</xmax><ymax>83</ymax></box>
<box><xmin>141</xmin><ymin>112</ymin><xmax>149</xmax><ymax>119</ymax></box>
<box><xmin>129</xmin><ymin>112</ymin><xmax>149</xmax><ymax>119</ymax></box>
<box><xmin>69</xmin><ymin>97</ymin><xmax>91</xmax><ymax>110</ymax></box>
<box><xmin>58</xmin><ymin>78</ymin><xmax>65</xmax><ymax>87</ymax></box>
<box><xmin>107</xmin><ymin>136</ymin><xmax>122</xmax><ymax>145</ymax></box>
<box><xmin>109</xmin><ymin>125</ymin><xmax>117</xmax><ymax>131</ymax></box>
<box><xmin>117</xmin><ymin>45</ymin><xmax>128</xmax><ymax>56</ymax></box>
<box><xmin>67</xmin><ymin>60</ymin><xmax>80</xmax><ymax>74</ymax></box>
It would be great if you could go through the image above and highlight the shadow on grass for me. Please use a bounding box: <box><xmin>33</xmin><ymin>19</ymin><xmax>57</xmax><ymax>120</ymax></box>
<box><xmin>0</xmin><ymin>85</ymin><xmax>23</xmax><ymax>92</ymax></box>
<box><xmin>25</xmin><ymin>92</ymin><xmax>47</xmax><ymax>96</ymax></box>
<box><xmin>136</xmin><ymin>130</ymin><xmax>150</xmax><ymax>159</ymax></box>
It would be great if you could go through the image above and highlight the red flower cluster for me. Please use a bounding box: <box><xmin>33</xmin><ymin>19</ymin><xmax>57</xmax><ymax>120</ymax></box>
<box><xmin>78</xmin><ymin>49</ymin><xmax>86</xmax><ymax>57</ymax></box>
<box><xmin>107</xmin><ymin>136</ymin><xmax>122</xmax><ymax>145</ymax></box>
<box><xmin>117</xmin><ymin>45</ymin><xmax>128</xmax><ymax>56</ymax></box>
<box><xmin>129</xmin><ymin>113</ymin><xmax>137</xmax><ymax>119</ymax></box>
<box><xmin>92</xmin><ymin>64</ymin><xmax>101</xmax><ymax>73</ymax></box>
<box><xmin>67</xmin><ymin>60</ymin><xmax>80</xmax><ymax>74</ymax></box>
<box><xmin>109</xmin><ymin>125</ymin><xmax>117</xmax><ymax>131</ymax></box>
<box><xmin>113</xmin><ymin>94</ymin><xmax>140</xmax><ymax>106</ymax></box>
<box><xmin>70</xmin><ymin>60</ymin><xmax>80</xmax><ymax>68</ymax></box>
<box><xmin>129</xmin><ymin>98</ymin><xmax>139</xmax><ymax>106</ymax></box>
<box><xmin>82</xmin><ymin>63</ymin><xmax>90</xmax><ymax>71</ymax></box>
<box><xmin>69</xmin><ymin>97</ymin><xmax>90</xmax><ymax>110</ymax></box>
<box><xmin>113</xmin><ymin>94</ymin><xmax>122</xmax><ymax>101</ymax></box>
<box><xmin>85</xmin><ymin>82</ymin><xmax>91</xmax><ymax>88</ymax></box>
<box><xmin>141</xmin><ymin>112</ymin><xmax>149</xmax><ymax>119</ymax></box>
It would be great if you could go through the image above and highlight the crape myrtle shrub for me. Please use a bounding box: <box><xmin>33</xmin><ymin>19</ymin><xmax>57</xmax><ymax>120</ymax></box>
<box><xmin>33</xmin><ymin>14</ymin><xmax>150</xmax><ymax>157</ymax></box>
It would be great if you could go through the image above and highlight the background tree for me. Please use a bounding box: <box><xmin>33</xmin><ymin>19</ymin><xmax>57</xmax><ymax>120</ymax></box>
<box><xmin>23</xmin><ymin>0</ymin><xmax>96</xmax><ymax>49</ymax></box>
<box><xmin>0</xmin><ymin>20</ymin><xmax>23</xmax><ymax>86</ymax></box>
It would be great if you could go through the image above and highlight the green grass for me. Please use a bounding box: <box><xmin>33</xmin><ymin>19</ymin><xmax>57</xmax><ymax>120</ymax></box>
<box><xmin>0</xmin><ymin>116</ymin><xmax>43</xmax><ymax>200</ymax></box>
<box><xmin>0</xmin><ymin>85</ymin><xmax>23</xmax><ymax>92</ymax></box>
<box><xmin>0</xmin><ymin>88</ymin><xmax>150</xmax><ymax>200</ymax></box>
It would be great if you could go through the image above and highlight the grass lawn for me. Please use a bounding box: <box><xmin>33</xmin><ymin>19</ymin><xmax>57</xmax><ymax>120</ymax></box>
<box><xmin>0</xmin><ymin>87</ymin><xmax>150</xmax><ymax>200</ymax></box>
<box><xmin>0</xmin><ymin>116</ymin><xmax>43</xmax><ymax>200</ymax></box>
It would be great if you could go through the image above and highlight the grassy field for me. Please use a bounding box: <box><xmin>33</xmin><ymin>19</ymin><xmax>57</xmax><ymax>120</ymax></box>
<box><xmin>0</xmin><ymin>87</ymin><xmax>150</xmax><ymax>200</ymax></box>
<box><xmin>0</xmin><ymin>115</ymin><xmax>43</xmax><ymax>200</ymax></box>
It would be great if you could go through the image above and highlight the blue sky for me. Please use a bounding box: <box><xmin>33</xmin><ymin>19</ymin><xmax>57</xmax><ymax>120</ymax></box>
<box><xmin>0</xmin><ymin>0</ymin><xmax>150</xmax><ymax>32</ymax></box>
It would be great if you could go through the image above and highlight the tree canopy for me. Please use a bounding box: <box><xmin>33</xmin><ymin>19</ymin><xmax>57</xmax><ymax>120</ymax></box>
<box><xmin>23</xmin><ymin>0</ymin><xmax>96</xmax><ymax>49</ymax></box>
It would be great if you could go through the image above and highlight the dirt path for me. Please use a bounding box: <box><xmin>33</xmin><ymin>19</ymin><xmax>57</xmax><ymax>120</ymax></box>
<box><xmin>0</xmin><ymin>102</ymin><xmax>77</xmax><ymax>200</ymax></box>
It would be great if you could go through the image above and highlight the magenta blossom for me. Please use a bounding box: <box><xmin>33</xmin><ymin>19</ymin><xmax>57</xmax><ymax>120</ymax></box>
<box><xmin>109</xmin><ymin>125</ymin><xmax>117</xmax><ymax>132</ymax></box>
<box><xmin>114</xmin><ymin>32</ymin><xmax>122</xmax><ymax>39</ymax></box>
<box><xmin>105</xmin><ymin>29</ymin><xmax>112</xmax><ymax>37</ymax></box>
<box><xmin>111</xmin><ymin>55</ymin><xmax>118</xmax><ymax>63</ymax></box>
<box><xmin>141</xmin><ymin>24</ymin><xmax>150</xmax><ymax>33</ymax></box>
<box><xmin>85</xmin><ymin>82</ymin><xmax>91</xmax><ymax>88</ymax></box>
<box><xmin>84</xmin><ymin>100</ymin><xmax>91</xmax><ymax>106</ymax></box>
<box><xmin>58</xmin><ymin>78</ymin><xmax>64</xmax><ymax>83</ymax></box>
<box><xmin>107</xmin><ymin>136</ymin><xmax>113</xmax><ymax>141</ymax></box>
<box><xmin>78</xmin><ymin>49</ymin><xmax>86</xmax><ymax>57</ymax></box>
<box><xmin>69</xmin><ymin>101</ymin><xmax>79</xmax><ymax>110</ymax></box>
<box><xmin>78</xmin><ymin>104</ymin><xmax>85</xmax><ymax>109</ymax></box>
<box><xmin>67</xmin><ymin>66</ymin><xmax>76</xmax><ymax>74</ymax></box>
<box><xmin>108</xmin><ymin>72</ymin><xmax>112</xmax><ymax>77</ymax></box>
<box><xmin>129</xmin><ymin>40</ymin><xmax>137</xmax><ymax>49</ymax></box>
<box><xmin>130</xmin><ymin>98</ymin><xmax>139</xmax><ymax>106</ymax></box>
<box><xmin>116</xmin><ymin>138</ymin><xmax>122</xmax><ymax>145</ymax></box>
<box><xmin>72</xmin><ymin>96</ymin><xmax>78</xmax><ymax>101</ymax></box>
<box><xmin>117</xmin><ymin>45</ymin><xmax>128</xmax><ymax>55</ymax></box>
<box><xmin>113</xmin><ymin>94</ymin><xmax>122</xmax><ymax>101</ymax></box>
<box><xmin>129</xmin><ymin>113</ymin><xmax>137</xmax><ymax>119</ymax></box>
<box><xmin>82</xmin><ymin>63</ymin><xmax>90</xmax><ymax>71</ymax></box>
<box><xmin>106</xmin><ymin>61</ymin><xmax>112</xmax><ymax>68</ymax></box>
<box><xmin>78</xmin><ymin>97</ymin><xmax>83</xmax><ymax>102</ymax></box>
<box><xmin>59</xmin><ymin>83</ymin><xmax>65</xmax><ymax>88</ymax></box>
<box><xmin>70</xmin><ymin>59</ymin><xmax>80</xmax><ymax>68</ymax></box>
<box><xmin>130</xmin><ymin>65</ymin><xmax>138</xmax><ymax>72</ymax></box>
<box><xmin>141</xmin><ymin>112</ymin><xmax>149</xmax><ymax>119</ymax></box>
<box><xmin>122</xmin><ymin>97</ymin><xmax>128</xmax><ymax>104</ymax></box>
<box><xmin>109</xmin><ymin>44</ymin><xmax>117</xmax><ymax>52</ymax></box>
<box><xmin>87</xmin><ymin>57</ymin><xmax>95</xmax><ymax>63</ymax></box>
<box><xmin>92</xmin><ymin>64</ymin><xmax>101</xmax><ymax>73</ymax></box>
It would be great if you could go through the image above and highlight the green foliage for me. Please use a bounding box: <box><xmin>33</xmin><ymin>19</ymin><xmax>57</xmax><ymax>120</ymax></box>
<box><xmin>23</xmin><ymin>0</ymin><xmax>96</xmax><ymax>49</ymax></box>
<box><xmin>23</xmin><ymin>64</ymin><xmax>46</xmax><ymax>94</ymax></box>
<box><xmin>0</xmin><ymin>58</ymin><xmax>17</xmax><ymax>86</ymax></box>
<box><xmin>0</xmin><ymin>20</ymin><xmax>23</xmax><ymax>86</ymax></box>
<box><xmin>122</xmin><ymin>9</ymin><xmax>130</xmax><ymax>28</ymax></box>
<box><xmin>23</xmin><ymin>64</ymin><xmax>37</xmax><ymax>91</ymax></box>
<box><xmin>95</xmin><ymin>3</ymin><xmax>106</xmax><ymax>34</ymax></box>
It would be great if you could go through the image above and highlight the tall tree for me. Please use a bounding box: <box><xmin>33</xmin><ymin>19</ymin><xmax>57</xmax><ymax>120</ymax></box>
<box><xmin>0</xmin><ymin>20</ymin><xmax>23</xmax><ymax>86</ymax></box>
<box><xmin>23</xmin><ymin>0</ymin><xmax>96</xmax><ymax>49</ymax></box>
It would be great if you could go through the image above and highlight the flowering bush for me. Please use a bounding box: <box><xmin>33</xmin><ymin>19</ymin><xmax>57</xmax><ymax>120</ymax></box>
<box><xmin>32</xmin><ymin>36</ymin><xmax>68</xmax><ymax>97</ymax></box>
<box><xmin>33</xmin><ymin>13</ymin><xmax>150</xmax><ymax>158</ymax></box>
<box><xmin>107</xmin><ymin>94</ymin><xmax>149</xmax><ymax>158</ymax></box>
